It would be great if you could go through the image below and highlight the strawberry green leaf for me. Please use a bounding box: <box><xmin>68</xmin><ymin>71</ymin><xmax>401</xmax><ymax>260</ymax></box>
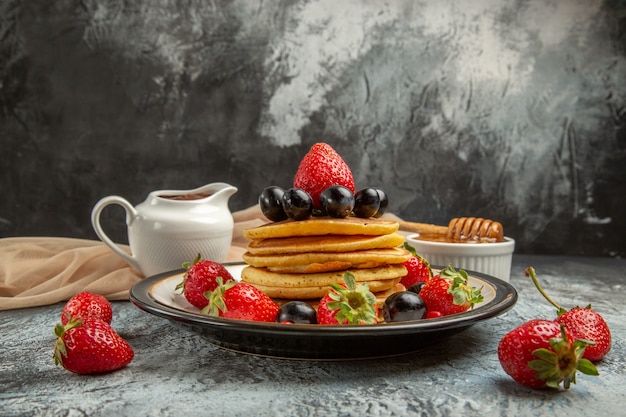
<box><xmin>201</xmin><ymin>277</ymin><xmax>236</xmax><ymax>316</ymax></box>
<box><xmin>577</xmin><ymin>358</ymin><xmax>599</xmax><ymax>376</ymax></box>
<box><xmin>324</xmin><ymin>272</ymin><xmax>377</xmax><ymax>325</ymax></box>
<box><xmin>441</xmin><ymin>264</ymin><xmax>483</xmax><ymax>308</ymax></box>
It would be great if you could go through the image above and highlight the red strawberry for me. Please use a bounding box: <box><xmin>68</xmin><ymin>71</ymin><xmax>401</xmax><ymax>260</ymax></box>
<box><xmin>498</xmin><ymin>319</ymin><xmax>598</xmax><ymax>389</ymax></box>
<box><xmin>555</xmin><ymin>308</ymin><xmax>611</xmax><ymax>362</ymax></box>
<box><xmin>61</xmin><ymin>292</ymin><xmax>113</xmax><ymax>325</ymax></box>
<box><xmin>53</xmin><ymin>317</ymin><xmax>134</xmax><ymax>374</ymax></box>
<box><xmin>419</xmin><ymin>265</ymin><xmax>483</xmax><ymax>316</ymax></box>
<box><xmin>203</xmin><ymin>279</ymin><xmax>279</xmax><ymax>322</ymax></box>
<box><xmin>293</xmin><ymin>143</ymin><xmax>355</xmax><ymax>209</ymax></box>
<box><xmin>400</xmin><ymin>243</ymin><xmax>432</xmax><ymax>288</ymax></box>
<box><xmin>175</xmin><ymin>254</ymin><xmax>235</xmax><ymax>309</ymax></box>
<box><xmin>425</xmin><ymin>310</ymin><xmax>442</xmax><ymax>319</ymax></box>
<box><xmin>526</xmin><ymin>267</ymin><xmax>612</xmax><ymax>361</ymax></box>
<box><xmin>317</xmin><ymin>273</ymin><xmax>378</xmax><ymax>325</ymax></box>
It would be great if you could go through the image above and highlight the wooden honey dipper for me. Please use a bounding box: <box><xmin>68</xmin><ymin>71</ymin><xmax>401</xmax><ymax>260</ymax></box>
<box><xmin>397</xmin><ymin>217</ymin><xmax>505</xmax><ymax>243</ymax></box>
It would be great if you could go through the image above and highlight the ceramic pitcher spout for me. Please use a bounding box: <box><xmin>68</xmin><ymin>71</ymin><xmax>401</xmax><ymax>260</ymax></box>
<box><xmin>198</xmin><ymin>182</ymin><xmax>238</xmax><ymax>204</ymax></box>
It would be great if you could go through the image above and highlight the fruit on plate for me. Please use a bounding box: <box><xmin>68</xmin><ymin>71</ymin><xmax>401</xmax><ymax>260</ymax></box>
<box><xmin>203</xmin><ymin>278</ymin><xmax>280</xmax><ymax>322</ymax></box>
<box><xmin>399</xmin><ymin>243</ymin><xmax>432</xmax><ymax>288</ymax></box>
<box><xmin>373</xmin><ymin>189</ymin><xmax>388</xmax><ymax>218</ymax></box>
<box><xmin>276</xmin><ymin>301</ymin><xmax>318</xmax><ymax>324</ymax></box>
<box><xmin>281</xmin><ymin>187</ymin><xmax>314</xmax><ymax>221</ymax></box>
<box><xmin>419</xmin><ymin>265</ymin><xmax>483</xmax><ymax>316</ymax></box>
<box><xmin>60</xmin><ymin>292</ymin><xmax>113</xmax><ymax>325</ymax></box>
<box><xmin>526</xmin><ymin>266</ymin><xmax>612</xmax><ymax>362</ymax></box>
<box><xmin>293</xmin><ymin>142</ymin><xmax>355</xmax><ymax>209</ymax></box>
<box><xmin>258</xmin><ymin>185</ymin><xmax>390</xmax><ymax>222</ymax></box>
<box><xmin>259</xmin><ymin>186</ymin><xmax>289</xmax><ymax>222</ymax></box>
<box><xmin>497</xmin><ymin>319</ymin><xmax>598</xmax><ymax>389</ymax></box>
<box><xmin>258</xmin><ymin>143</ymin><xmax>391</xmax><ymax>221</ymax></box>
<box><xmin>176</xmin><ymin>254</ymin><xmax>235</xmax><ymax>309</ymax></box>
<box><xmin>383</xmin><ymin>290</ymin><xmax>427</xmax><ymax>322</ymax></box>
<box><xmin>353</xmin><ymin>187</ymin><xmax>380</xmax><ymax>218</ymax></box>
<box><xmin>317</xmin><ymin>272</ymin><xmax>378</xmax><ymax>325</ymax></box>
<box><xmin>319</xmin><ymin>185</ymin><xmax>355</xmax><ymax>218</ymax></box>
<box><xmin>53</xmin><ymin>317</ymin><xmax>134</xmax><ymax>374</ymax></box>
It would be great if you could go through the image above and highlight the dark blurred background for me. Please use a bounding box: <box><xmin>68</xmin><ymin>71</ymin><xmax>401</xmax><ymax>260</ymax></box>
<box><xmin>1</xmin><ymin>0</ymin><xmax>625</xmax><ymax>257</ymax></box>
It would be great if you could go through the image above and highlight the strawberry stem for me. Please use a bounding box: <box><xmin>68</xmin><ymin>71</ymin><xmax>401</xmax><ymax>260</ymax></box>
<box><xmin>525</xmin><ymin>267</ymin><xmax>567</xmax><ymax>315</ymax></box>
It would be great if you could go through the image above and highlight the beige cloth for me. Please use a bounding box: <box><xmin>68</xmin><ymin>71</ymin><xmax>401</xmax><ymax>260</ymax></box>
<box><xmin>0</xmin><ymin>205</ymin><xmax>269</xmax><ymax>311</ymax></box>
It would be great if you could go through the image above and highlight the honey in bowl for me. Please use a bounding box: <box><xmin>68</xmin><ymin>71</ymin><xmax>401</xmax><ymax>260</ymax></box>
<box><xmin>413</xmin><ymin>233</ymin><xmax>501</xmax><ymax>244</ymax></box>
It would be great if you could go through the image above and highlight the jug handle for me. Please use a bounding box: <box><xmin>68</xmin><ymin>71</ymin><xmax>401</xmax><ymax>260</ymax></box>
<box><xmin>90</xmin><ymin>196</ymin><xmax>141</xmax><ymax>272</ymax></box>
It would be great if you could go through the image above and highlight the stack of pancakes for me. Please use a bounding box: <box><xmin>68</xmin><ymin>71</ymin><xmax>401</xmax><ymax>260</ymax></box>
<box><xmin>241</xmin><ymin>216</ymin><xmax>411</xmax><ymax>301</ymax></box>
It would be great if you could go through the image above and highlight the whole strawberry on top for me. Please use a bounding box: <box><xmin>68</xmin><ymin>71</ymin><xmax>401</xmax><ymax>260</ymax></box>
<box><xmin>498</xmin><ymin>319</ymin><xmax>598</xmax><ymax>389</ymax></box>
<box><xmin>317</xmin><ymin>273</ymin><xmax>378</xmax><ymax>325</ymax></box>
<box><xmin>526</xmin><ymin>266</ymin><xmax>612</xmax><ymax>362</ymax></box>
<box><xmin>53</xmin><ymin>317</ymin><xmax>134</xmax><ymax>374</ymax></box>
<box><xmin>419</xmin><ymin>265</ymin><xmax>483</xmax><ymax>316</ymax></box>
<box><xmin>293</xmin><ymin>142</ymin><xmax>355</xmax><ymax>209</ymax></box>
<box><xmin>203</xmin><ymin>278</ymin><xmax>279</xmax><ymax>322</ymax></box>
<box><xmin>399</xmin><ymin>242</ymin><xmax>432</xmax><ymax>288</ymax></box>
<box><xmin>60</xmin><ymin>291</ymin><xmax>113</xmax><ymax>325</ymax></box>
<box><xmin>175</xmin><ymin>254</ymin><xmax>235</xmax><ymax>309</ymax></box>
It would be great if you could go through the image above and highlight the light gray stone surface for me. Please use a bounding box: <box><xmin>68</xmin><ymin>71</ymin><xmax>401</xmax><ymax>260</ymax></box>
<box><xmin>1</xmin><ymin>255</ymin><xmax>624</xmax><ymax>417</ymax></box>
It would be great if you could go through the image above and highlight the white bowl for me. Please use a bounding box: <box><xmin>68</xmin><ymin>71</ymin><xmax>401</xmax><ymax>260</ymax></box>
<box><xmin>405</xmin><ymin>234</ymin><xmax>515</xmax><ymax>282</ymax></box>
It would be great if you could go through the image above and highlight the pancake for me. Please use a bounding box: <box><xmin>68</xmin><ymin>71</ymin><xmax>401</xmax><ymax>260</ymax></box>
<box><xmin>243</xmin><ymin>216</ymin><xmax>399</xmax><ymax>240</ymax></box>
<box><xmin>248</xmin><ymin>278</ymin><xmax>402</xmax><ymax>299</ymax></box>
<box><xmin>246</xmin><ymin>232</ymin><xmax>406</xmax><ymax>255</ymax></box>
<box><xmin>241</xmin><ymin>264</ymin><xmax>407</xmax><ymax>288</ymax></box>
<box><xmin>242</xmin><ymin>247</ymin><xmax>412</xmax><ymax>273</ymax></box>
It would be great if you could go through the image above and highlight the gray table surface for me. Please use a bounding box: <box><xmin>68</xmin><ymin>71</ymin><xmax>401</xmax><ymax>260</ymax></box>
<box><xmin>1</xmin><ymin>254</ymin><xmax>625</xmax><ymax>417</ymax></box>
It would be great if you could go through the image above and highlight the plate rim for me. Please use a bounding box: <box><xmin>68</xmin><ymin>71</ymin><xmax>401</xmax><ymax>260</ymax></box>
<box><xmin>129</xmin><ymin>262</ymin><xmax>518</xmax><ymax>337</ymax></box>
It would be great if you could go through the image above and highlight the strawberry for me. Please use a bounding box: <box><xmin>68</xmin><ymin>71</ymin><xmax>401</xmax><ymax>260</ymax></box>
<box><xmin>53</xmin><ymin>317</ymin><xmax>134</xmax><ymax>374</ymax></box>
<box><xmin>419</xmin><ymin>265</ymin><xmax>483</xmax><ymax>316</ymax></box>
<box><xmin>399</xmin><ymin>242</ymin><xmax>432</xmax><ymax>288</ymax></box>
<box><xmin>60</xmin><ymin>292</ymin><xmax>113</xmax><ymax>325</ymax></box>
<box><xmin>497</xmin><ymin>319</ymin><xmax>598</xmax><ymax>389</ymax></box>
<box><xmin>316</xmin><ymin>272</ymin><xmax>378</xmax><ymax>325</ymax></box>
<box><xmin>526</xmin><ymin>266</ymin><xmax>612</xmax><ymax>361</ymax></box>
<box><xmin>555</xmin><ymin>308</ymin><xmax>611</xmax><ymax>362</ymax></box>
<box><xmin>425</xmin><ymin>310</ymin><xmax>442</xmax><ymax>319</ymax></box>
<box><xmin>293</xmin><ymin>143</ymin><xmax>355</xmax><ymax>209</ymax></box>
<box><xmin>175</xmin><ymin>254</ymin><xmax>235</xmax><ymax>309</ymax></box>
<box><xmin>203</xmin><ymin>278</ymin><xmax>279</xmax><ymax>322</ymax></box>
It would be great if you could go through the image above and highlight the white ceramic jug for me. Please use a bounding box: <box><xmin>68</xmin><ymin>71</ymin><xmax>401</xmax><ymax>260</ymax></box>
<box><xmin>91</xmin><ymin>182</ymin><xmax>238</xmax><ymax>276</ymax></box>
